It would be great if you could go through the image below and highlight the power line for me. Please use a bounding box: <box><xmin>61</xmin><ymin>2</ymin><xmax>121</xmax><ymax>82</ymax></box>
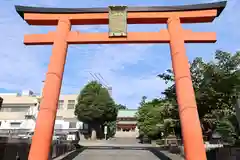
<box><xmin>89</xmin><ymin>72</ymin><xmax>98</xmax><ymax>81</ymax></box>
<box><xmin>97</xmin><ymin>73</ymin><xmax>109</xmax><ymax>86</ymax></box>
<box><xmin>94</xmin><ymin>73</ymin><xmax>108</xmax><ymax>87</ymax></box>
<box><xmin>89</xmin><ymin>72</ymin><xmax>108</xmax><ymax>88</ymax></box>
<box><xmin>92</xmin><ymin>73</ymin><xmax>100</xmax><ymax>82</ymax></box>
<box><xmin>95</xmin><ymin>73</ymin><xmax>112</xmax><ymax>96</ymax></box>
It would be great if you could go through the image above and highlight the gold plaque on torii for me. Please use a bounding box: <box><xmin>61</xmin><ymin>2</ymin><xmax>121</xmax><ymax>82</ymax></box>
<box><xmin>108</xmin><ymin>6</ymin><xmax>127</xmax><ymax>37</ymax></box>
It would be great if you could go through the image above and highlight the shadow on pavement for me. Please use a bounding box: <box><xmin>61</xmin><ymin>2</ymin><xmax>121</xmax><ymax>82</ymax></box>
<box><xmin>84</xmin><ymin>146</ymin><xmax>174</xmax><ymax>160</ymax></box>
<box><xmin>148</xmin><ymin>148</ymin><xmax>171</xmax><ymax>160</ymax></box>
<box><xmin>60</xmin><ymin>147</ymin><xmax>86</xmax><ymax>160</ymax></box>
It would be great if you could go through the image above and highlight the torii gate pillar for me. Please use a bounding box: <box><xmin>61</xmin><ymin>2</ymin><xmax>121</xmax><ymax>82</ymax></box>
<box><xmin>168</xmin><ymin>16</ymin><xmax>206</xmax><ymax>159</ymax></box>
<box><xmin>28</xmin><ymin>19</ymin><xmax>71</xmax><ymax>160</ymax></box>
<box><xmin>15</xmin><ymin>1</ymin><xmax>226</xmax><ymax>160</ymax></box>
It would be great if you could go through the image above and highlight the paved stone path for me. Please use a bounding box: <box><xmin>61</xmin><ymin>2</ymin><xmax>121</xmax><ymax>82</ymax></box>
<box><xmin>78</xmin><ymin>140</ymin><xmax>153</xmax><ymax>147</ymax></box>
<box><xmin>61</xmin><ymin>146</ymin><xmax>182</xmax><ymax>160</ymax></box>
<box><xmin>72</xmin><ymin>149</ymin><xmax>162</xmax><ymax>160</ymax></box>
<box><xmin>60</xmin><ymin>138</ymin><xmax>183</xmax><ymax>160</ymax></box>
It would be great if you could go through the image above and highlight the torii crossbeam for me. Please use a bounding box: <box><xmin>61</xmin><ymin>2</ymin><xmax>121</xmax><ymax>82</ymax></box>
<box><xmin>15</xmin><ymin>1</ymin><xmax>226</xmax><ymax>160</ymax></box>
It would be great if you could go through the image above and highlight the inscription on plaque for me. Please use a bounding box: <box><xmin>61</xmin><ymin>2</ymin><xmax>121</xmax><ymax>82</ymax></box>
<box><xmin>108</xmin><ymin>6</ymin><xmax>127</xmax><ymax>37</ymax></box>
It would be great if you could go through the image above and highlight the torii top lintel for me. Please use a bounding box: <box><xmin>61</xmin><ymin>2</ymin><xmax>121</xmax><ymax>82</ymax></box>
<box><xmin>15</xmin><ymin>1</ymin><xmax>226</xmax><ymax>25</ymax></box>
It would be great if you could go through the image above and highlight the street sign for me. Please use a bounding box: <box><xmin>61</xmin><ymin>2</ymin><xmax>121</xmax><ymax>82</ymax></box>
<box><xmin>108</xmin><ymin>6</ymin><xmax>127</xmax><ymax>37</ymax></box>
<box><xmin>104</xmin><ymin>126</ymin><xmax>108</xmax><ymax>134</ymax></box>
<box><xmin>104</xmin><ymin>126</ymin><xmax>108</xmax><ymax>140</ymax></box>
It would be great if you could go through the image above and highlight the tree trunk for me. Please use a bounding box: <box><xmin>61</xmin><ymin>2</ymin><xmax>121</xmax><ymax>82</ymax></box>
<box><xmin>91</xmin><ymin>128</ymin><xmax>97</xmax><ymax>140</ymax></box>
<box><xmin>90</xmin><ymin>123</ymin><xmax>100</xmax><ymax>140</ymax></box>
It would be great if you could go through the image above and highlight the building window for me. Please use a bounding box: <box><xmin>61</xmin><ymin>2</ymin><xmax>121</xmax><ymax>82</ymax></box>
<box><xmin>56</xmin><ymin>116</ymin><xmax>63</xmax><ymax>120</ymax></box>
<box><xmin>0</xmin><ymin>107</ymin><xmax>29</xmax><ymax>112</ymax></box>
<box><xmin>10</xmin><ymin>122</ymin><xmax>21</xmax><ymax>128</ymax></box>
<box><xmin>69</xmin><ymin>122</ymin><xmax>76</xmax><ymax>129</ymax></box>
<box><xmin>58</xmin><ymin>100</ymin><xmax>64</xmax><ymax>109</ymax></box>
<box><xmin>83</xmin><ymin>123</ymin><xmax>88</xmax><ymax>130</ymax></box>
<box><xmin>0</xmin><ymin>121</ymin><xmax>1</xmax><ymax>127</ymax></box>
<box><xmin>67</xmin><ymin>100</ymin><xmax>75</xmax><ymax>109</ymax></box>
<box><xmin>0</xmin><ymin>107</ymin><xmax>11</xmax><ymax>112</ymax></box>
<box><xmin>54</xmin><ymin>124</ymin><xmax>62</xmax><ymax>129</ymax></box>
<box><xmin>11</xmin><ymin>107</ymin><xmax>29</xmax><ymax>112</ymax></box>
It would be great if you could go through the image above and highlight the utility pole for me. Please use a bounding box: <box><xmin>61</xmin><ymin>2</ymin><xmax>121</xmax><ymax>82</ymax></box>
<box><xmin>38</xmin><ymin>80</ymin><xmax>45</xmax><ymax>111</ymax></box>
<box><xmin>40</xmin><ymin>80</ymin><xmax>45</xmax><ymax>97</ymax></box>
<box><xmin>107</xmin><ymin>86</ymin><xmax>112</xmax><ymax>96</ymax></box>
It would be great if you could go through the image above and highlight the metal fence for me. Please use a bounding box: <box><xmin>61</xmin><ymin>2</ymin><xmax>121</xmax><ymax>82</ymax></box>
<box><xmin>0</xmin><ymin>137</ymin><xmax>75</xmax><ymax>160</ymax></box>
<box><xmin>0</xmin><ymin>128</ymin><xmax>86</xmax><ymax>137</ymax></box>
<box><xmin>0</xmin><ymin>129</ymin><xmax>32</xmax><ymax>135</ymax></box>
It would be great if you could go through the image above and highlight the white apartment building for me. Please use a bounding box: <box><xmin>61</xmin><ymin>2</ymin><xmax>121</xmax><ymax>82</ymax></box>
<box><xmin>0</xmin><ymin>90</ymin><xmax>38</xmax><ymax>135</ymax></box>
<box><xmin>0</xmin><ymin>89</ymin><xmax>138</xmax><ymax>138</ymax></box>
<box><xmin>0</xmin><ymin>90</ymin><xmax>84</xmax><ymax>135</ymax></box>
<box><xmin>55</xmin><ymin>94</ymin><xmax>84</xmax><ymax>132</ymax></box>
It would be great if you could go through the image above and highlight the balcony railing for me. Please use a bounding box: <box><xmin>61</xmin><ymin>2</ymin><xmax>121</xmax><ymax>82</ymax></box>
<box><xmin>0</xmin><ymin>129</ymin><xmax>32</xmax><ymax>135</ymax></box>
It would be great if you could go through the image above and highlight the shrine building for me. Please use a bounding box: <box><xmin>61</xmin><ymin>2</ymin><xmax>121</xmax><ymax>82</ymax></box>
<box><xmin>115</xmin><ymin>109</ymin><xmax>139</xmax><ymax>137</ymax></box>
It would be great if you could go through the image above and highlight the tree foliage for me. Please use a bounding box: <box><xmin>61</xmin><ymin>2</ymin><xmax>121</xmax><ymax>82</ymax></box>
<box><xmin>136</xmin><ymin>96</ymin><xmax>180</xmax><ymax>139</ymax></box>
<box><xmin>103</xmin><ymin>104</ymin><xmax>128</xmax><ymax>138</ymax></box>
<box><xmin>137</xmin><ymin>50</ymin><xmax>240</xmax><ymax>144</ymax></box>
<box><xmin>74</xmin><ymin>81</ymin><xmax>118</xmax><ymax>139</ymax></box>
<box><xmin>157</xmin><ymin>50</ymin><xmax>240</xmax><ymax>143</ymax></box>
<box><xmin>116</xmin><ymin>104</ymin><xmax>127</xmax><ymax>110</ymax></box>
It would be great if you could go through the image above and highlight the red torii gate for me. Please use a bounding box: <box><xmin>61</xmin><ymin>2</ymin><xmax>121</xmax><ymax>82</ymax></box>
<box><xmin>15</xmin><ymin>1</ymin><xmax>226</xmax><ymax>160</ymax></box>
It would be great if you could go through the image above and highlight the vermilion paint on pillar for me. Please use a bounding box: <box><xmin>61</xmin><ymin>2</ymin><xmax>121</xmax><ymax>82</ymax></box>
<box><xmin>167</xmin><ymin>16</ymin><xmax>207</xmax><ymax>160</ymax></box>
<box><xmin>28</xmin><ymin>19</ymin><xmax>71</xmax><ymax>160</ymax></box>
<box><xmin>15</xmin><ymin>1</ymin><xmax>226</xmax><ymax>160</ymax></box>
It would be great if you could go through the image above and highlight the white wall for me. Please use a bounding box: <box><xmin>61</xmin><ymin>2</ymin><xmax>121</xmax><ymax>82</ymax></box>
<box><xmin>0</xmin><ymin>93</ymin><xmax>83</xmax><ymax>132</ymax></box>
<box><xmin>0</xmin><ymin>119</ymin><xmax>83</xmax><ymax>131</ymax></box>
<box><xmin>77</xmin><ymin>121</ymin><xmax>83</xmax><ymax>129</ymax></box>
<box><xmin>54</xmin><ymin>120</ymin><xmax>83</xmax><ymax>130</ymax></box>
<box><xmin>55</xmin><ymin>120</ymin><xmax>69</xmax><ymax>129</ymax></box>
<box><xmin>0</xmin><ymin>119</ymin><xmax>35</xmax><ymax>130</ymax></box>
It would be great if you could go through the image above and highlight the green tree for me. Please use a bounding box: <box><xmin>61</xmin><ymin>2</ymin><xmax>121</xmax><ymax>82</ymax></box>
<box><xmin>103</xmin><ymin>104</ymin><xmax>128</xmax><ymax>138</ymax></box>
<box><xmin>136</xmin><ymin>97</ymin><xmax>164</xmax><ymax>139</ymax></box>
<box><xmin>116</xmin><ymin>104</ymin><xmax>127</xmax><ymax>110</ymax></box>
<box><xmin>74</xmin><ymin>81</ymin><xmax>118</xmax><ymax>140</ymax></box>
<box><xmin>104</xmin><ymin>121</ymin><xmax>117</xmax><ymax>139</ymax></box>
<box><xmin>158</xmin><ymin>50</ymin><xmax>240</xmax><ymax>143</ymax></box>
<box><xmin>136</xmin><ymin>97</ymin><xmax>180</xmax><ymax>139</ymax></box>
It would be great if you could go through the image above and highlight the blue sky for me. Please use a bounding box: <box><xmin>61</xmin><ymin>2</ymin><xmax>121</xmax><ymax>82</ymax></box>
<box><xmin>0</xmin><ymin>0</ymin><xmax>239</xmax><ymax>108</ymax></box>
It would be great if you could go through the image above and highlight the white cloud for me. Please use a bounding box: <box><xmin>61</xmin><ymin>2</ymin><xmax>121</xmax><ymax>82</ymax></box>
<box><xmin>0</xmin><ymin>0</ymin><xmax>239</xmax><ymax>108</ymax></box>
<box><xmin>0</xmin><ymin>0</ymin><xmax>168</xmax><ymax>108</ymax></box>
<box><xmin>79</xmin><ymin>44</ymin><xmax>167</xmax><ymax>108</ymax></box>
<box><xmin>59</xmin><ymin>43</ymin><xmax>169</xmax><ymax>108</ymax></box>
<box><xmin>0</xmin><ymin>4</ymin><xmax>46</xmax><ymax>93</ymax></box>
